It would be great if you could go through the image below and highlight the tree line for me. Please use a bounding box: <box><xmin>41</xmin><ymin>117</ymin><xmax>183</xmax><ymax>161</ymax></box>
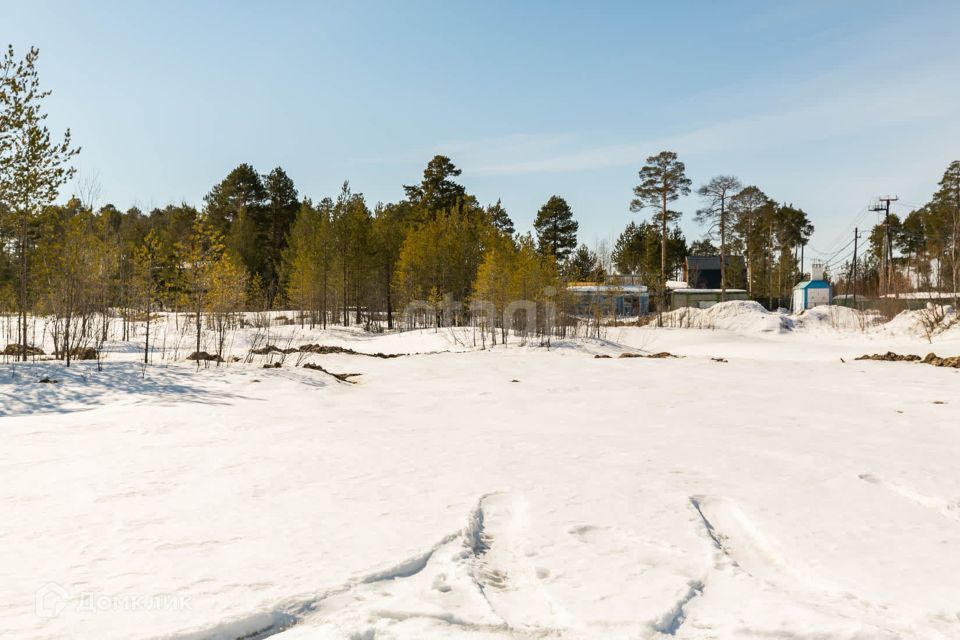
<box><xmin>832</xmin><ymin>162</ymin><xmax>960</xmax><ymax>305</ymax></box>
<box><xmin>11</xmin><ymin>44</ymin><xmax>911</xmax><ymax>364</ymax></box>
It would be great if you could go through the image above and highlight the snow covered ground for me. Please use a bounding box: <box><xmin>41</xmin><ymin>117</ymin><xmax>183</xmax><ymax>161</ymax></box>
<box><xmin>2</xmin><ymin>305</ymin><xmax>960</xmax><ymax>639</ymax></box>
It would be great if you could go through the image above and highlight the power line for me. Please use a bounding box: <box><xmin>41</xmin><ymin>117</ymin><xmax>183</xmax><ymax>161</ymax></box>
<box><xmin>892</xmin><ymin>199</ymin><xmax>924</xmax><ymax>209</ymax></box>
<box><xmin>808</xmin><ymin>205</ymin><xmax>870</xmax><ymax>257</ymax></box>
<box><xmin>823</xmin><ymin>246</ymin><xmax>857</xmax><ymax>272</ymax></box>
<box><xmin>809</xmin><ymin>236</ymin><xmax>856</xmax><ymax>263</ymax></box>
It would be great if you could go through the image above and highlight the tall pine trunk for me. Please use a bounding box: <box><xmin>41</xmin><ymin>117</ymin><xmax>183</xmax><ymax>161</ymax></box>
<box><xmin>386</xmin><ymin>262</ymin><xmax>394</xmax><ymax>330</ymax></box>
<box><xmin>659</xmin><ymin>192</ymin><xmax>667</xmax><ymax>326</ymax></box>
<box><xmin>144</xmin><ymin>291</ymin><xmax>151</xmax><ymax>364</ymax></box>
<box><xmin>720</xmin><ymin>198</ymin><xmax>726</xmax><ymax>301</ymax></box>
<box><xmin>19</xmin><ymin>232</ymin><xmax>28</xmax><ymax>361</ymax></box>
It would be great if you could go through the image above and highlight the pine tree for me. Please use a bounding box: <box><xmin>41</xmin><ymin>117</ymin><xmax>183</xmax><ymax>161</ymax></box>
<box><xmin>695</xmin><ymin>175</ymin><xmax>742</xmax><ymax>300</ymax></box>
<box><xmin>630</xmin><ymin>151</ymin><xmax>690</xmax><ymax>324</ymax></box>
<box><xmin>565</xmin><ymin>244</ymin><xmax>603</xmax><ymax>282</ymax></box>
<box><xmin>471</xmin><ymin>232</ymin><xmax>516</xmax><ymax>343</ymax></box>
<box><xmin>932</xmin><ymin>161</ymin><xmax>960</xmax><ymax>304</ymax></box>
<box><xmin>729</xmin><ymin>186</ymin><xmax>772</xmax><ymax>296</ymax></box>
<box><xmin>487</xmin><ymin>199</ymin><xmax>514</xmax><ymax>235</ymax></box>
<box><xmin>509</xmin><ymin>235</ymin><xmax>559</xmax><ymax>342</ymax></box>
<box><xmin>612</xmin><ymin>221</ymin><xmax>648</xmax><ymax>276</ymax></box>
<box><xmin>331</xmin><ymin>182</ymin><xmax>373</xmax><ymax>325</ymax></box>
<box><xmin>206</xmin><ymin>252</ymin><xmax>248</xmax><ymax>360</ymax></box>
<box><xmin>178</xmin><ymin>217</ymin><xmax>224</xmax><ymax>361</ymax></box>
<box><xmin>898</xmin><ymin>209</ymin><xmax>927</xmax><ymax>290</ymax></box>
<box><xmin>0</xmin><ymin>46</ymin><xmax>80</xmax><ymax>360</ymax></box>
<box><xmin>772</xmin><ymin>205</ymin><xmax>814</xmax><ymax>303</ymax></box>
<box><xmin>203</xmin><ymin>164</ymin><xmax>267</xmax><ymax>282</ymax></box>
<box><xmin>262</xmin><ymin>166</ymin><xmax>299</xmax><ymax>307</ymax></box>
<box><xmin>371</xmin><ymin>202</ymin><xmax>407</xmax><ymax>329</ymax></box>
<box><xmin>690</xmin><ymin>238</ymin><xmax>718</xmax><ymax>256</ymax></box>
<box><xmin>403</xmin><ymin>155</ymin><xmax>466</xmax><ymax>219</ymax></box>
<box><xmin>283</xmin><ymin>200</ymin><xmax>321</xmax><ymax>326</ymax></box>
<box><xmin>134</xmin><ymin>228</ymin><xmax>162</xmax><ymax>364</ymax></box>
<box><xmin>534</xmin><ymin>195</ymin><xmax>578</xmax><ymax>261</ymax></box>
<box><xmin>394</xmin><ymin>208</ymin><xmax>490</xmax><ymax>317</ymax></box>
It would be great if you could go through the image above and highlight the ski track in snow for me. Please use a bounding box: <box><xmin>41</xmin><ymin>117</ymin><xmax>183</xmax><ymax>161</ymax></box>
<box><xmin>859</xmin><ymin>473</ymin><xmax>960</xmax><ymax>523</ymax></box>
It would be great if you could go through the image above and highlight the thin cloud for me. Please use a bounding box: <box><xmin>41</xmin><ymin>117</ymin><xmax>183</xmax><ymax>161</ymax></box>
<box><xmin>471</xmin><ymin>62</ymin><xmax>959</xmax><ymax>176</ymax></box>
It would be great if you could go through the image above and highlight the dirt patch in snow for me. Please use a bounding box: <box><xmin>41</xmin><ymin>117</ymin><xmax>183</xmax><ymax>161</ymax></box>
<box><xmin>856</xmin><ymin>352</ymin><xmax>960</xmax><ymax>368</ymax></box>
<box><xmin>252</xmin><ymin>344</ymin><xmax>405</xmax><ymax>359</ymax></box>
<box><xmin>3</xmin><ymin>344</ymin><xmax>46</xmax><ymax>356</ymax></box>
<box><xmin>186</xmin><ymin>351</ymin><xmax>222</xmax><ymax>362</ymax></box>
<box><xmin>54</xmin><ymin>346</ymin><xmax>99</xmax><ymax>360</ymax></box>
<box><xmin>617</xmin><ymin>351</ymin><xmax>680</xmax><ymax>359</ymax></box>
<box><xmin>302</xmin><ymin>363</ymin><xmax>362</xmax><ymax>383</ymax></box>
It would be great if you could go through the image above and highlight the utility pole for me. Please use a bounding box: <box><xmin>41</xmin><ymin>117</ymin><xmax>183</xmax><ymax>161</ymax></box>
<box><xmin>851</xmin><ymin>227</ymin><xmax>860</xmax><ymax>306</ymax></box>
<box><xmin>870</xmin><ymin>196</ymin><xmax>898</xmax><ymax>297</ymax></box>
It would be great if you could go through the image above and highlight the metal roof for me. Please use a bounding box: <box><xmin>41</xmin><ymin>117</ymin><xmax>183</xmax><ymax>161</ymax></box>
<box><xmin>793</xmin><ymin>280</ymin><xmax>831</xmax><ymax>289</ymax></box>
<box><xmin>566</xmin><ymin>284</ymin><xmax>648</xmax><ymax>293</ymax></box>
<box><xmin>672</xmin><ymin>288</ymin><xmax>748</xmax><ymax>294</ymax></box>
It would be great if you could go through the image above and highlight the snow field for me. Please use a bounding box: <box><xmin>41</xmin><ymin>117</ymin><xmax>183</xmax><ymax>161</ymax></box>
<box><xmin>2</xmin><ymin>303</ymin><xmax>960</xmax><ymax>639</ymax></box>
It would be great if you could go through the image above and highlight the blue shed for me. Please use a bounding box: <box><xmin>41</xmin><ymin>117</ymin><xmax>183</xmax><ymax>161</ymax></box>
<box><xmin>792</xmin><ymin>262</ymin><xmax>832</xmax><ymax>311</ymax></box>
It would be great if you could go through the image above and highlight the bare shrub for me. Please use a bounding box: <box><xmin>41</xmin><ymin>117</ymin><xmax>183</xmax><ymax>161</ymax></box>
<box><xmin>917</xmin><ymin>303</ymin><xmax>958</xmax><ymax>343</ymax></box>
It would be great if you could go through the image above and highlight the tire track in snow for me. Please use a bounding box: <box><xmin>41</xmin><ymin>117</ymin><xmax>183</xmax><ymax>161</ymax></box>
<box><xmin>466</xmin><ymin>492</ymin><xmax>571</xmax><ymax>632</ymax></box>
<box><xmin>643</xmin><ymin>496</ymin><xmax>729</xmax><ymax>636</ymax></box>
<box><xmin>859</xmin><ymin>473</ymin><xmax>960</xmax><ymax>523</ymax></box>
<box><xmin>154</xmin><ymin>493</ymin><xmax>506</xmax><ymax>640</ymax></box>
<box><xmin>460</xmin><ymin>492</ymin><xmax>508</xmax><ymax>626</ymax></box>
<box><xmin>651</xmin><ymin>578</ymin><xmax>705</xmax><ymax>636</ymax></box>
<box><xmin>163</xmin><ymin>494</ymin><xmax>766</xmax><ymax>640</ymax></box>
<box><xmin>689</xmin><ymin>494</ymin><xmax>907</xmax><ymax>640</ymax></box>
<box><xmin>691</xmin><ymin>494</ymin><xmax>847</xmax><ymax>590</ymax></box>
<box><xmin>689</xmin><ymin>496</ymin><xmax>730</xmax><ymax>558</ymax></box>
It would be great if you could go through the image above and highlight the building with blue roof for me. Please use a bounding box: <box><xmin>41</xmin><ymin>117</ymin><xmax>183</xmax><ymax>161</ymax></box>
<box><xmin>792</xmin><ymin>261</ymin><xmax>832</xmax><ymax>312</ymax></box>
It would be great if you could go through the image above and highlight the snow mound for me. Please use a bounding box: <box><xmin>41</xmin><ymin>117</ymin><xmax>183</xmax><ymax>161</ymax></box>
<box><xmin>793</xmin><ymin>306</ymin><xmax>881</xmax><ymax>333</ymax></box>
<box><xmin>661</xmin><ymin>301</ymin><xmax>791</xmax><ymax>333</ymax></box>
<box><xmin>881</xmin><ymin>305</ymin><xmax>958</xmax><ymax>338</ymax></box>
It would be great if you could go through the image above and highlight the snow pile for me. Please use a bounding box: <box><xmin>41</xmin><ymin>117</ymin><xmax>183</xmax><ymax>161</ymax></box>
<box><xmin>881</xmin><ymin>305</ymin><xmax>959</xmax><ymax>338</ymax></box>
<box><xmin>660</xmin><ymin>300</ymin><xmax>791</xmax><ymax>333</ymax></box>
<box><xmin>882</xmin><ymin>309</ymin><xmax>929</xmax><ymax>336</ymax></box>
<box><xmin>656</xmin><ymin>301</ymin><xmax>960</xmax><ymax>340</ymax></box>
<box><xmin>793</xmin><ymin>305</ymin><xmax>881</xmax><ymax>333</ymax></box>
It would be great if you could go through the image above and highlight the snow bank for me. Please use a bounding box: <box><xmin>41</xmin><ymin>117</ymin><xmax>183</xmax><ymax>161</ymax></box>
<box><xmin>661</xmin><ymin>301</ymin><xmax>791</xmax><ymax>333</ymax></box>
<box><xmin>793</xmin><ymin>305</ymin><xmax>882</xmax><ymax>333</ymax></box>
<box><xmin>656</xmin><ymin>300</ymin><xmax>960</xmax><ymax>341</ymax></box>
<box><xmin>881</xmin><ymin>305</ymin><xmax>959</xmax><ymax>338</ymax></box>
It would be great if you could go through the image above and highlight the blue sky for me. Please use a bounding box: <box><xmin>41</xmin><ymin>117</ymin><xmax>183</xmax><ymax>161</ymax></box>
<box><xmin>7</xmin><ymin>1</ymin><xmax>960</xmax><ymax>266</ymax></box>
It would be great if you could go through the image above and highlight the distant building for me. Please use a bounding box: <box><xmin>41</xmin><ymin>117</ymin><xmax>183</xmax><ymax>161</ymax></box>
<box><xmin>683</xmin><ymin>255</ymin><xmax>747</xmax><ymax>290</ymax></box>
<box><xmin>792</xmin><ymin>261</ymin><xmax>832</xmax><ymax>311</ymax></box>
<box><xmin>566</xmin><ymin>282</ymin><xmax>649</xmax><ymax>317</ymax></box>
